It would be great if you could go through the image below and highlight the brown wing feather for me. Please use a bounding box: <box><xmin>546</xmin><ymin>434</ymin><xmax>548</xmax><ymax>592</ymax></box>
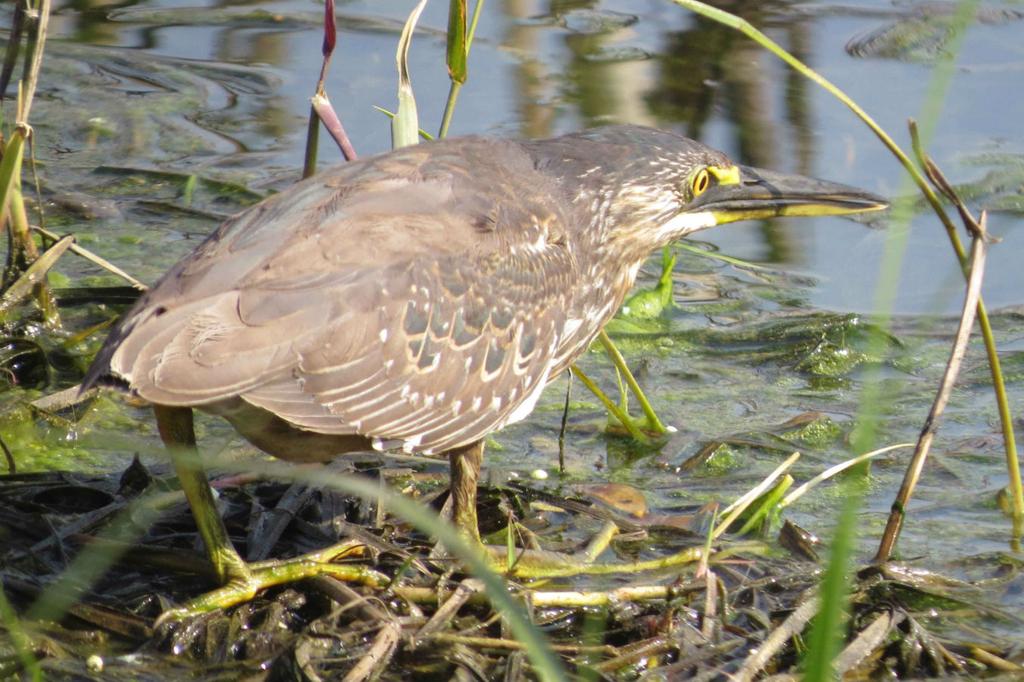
<box><xmin>85</xmin><ymin>138</ymin><xmax>580</xmax><ymax>454</ymax></box>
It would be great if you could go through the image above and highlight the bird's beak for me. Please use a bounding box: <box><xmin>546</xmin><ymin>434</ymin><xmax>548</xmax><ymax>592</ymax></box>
<box><xmin>691</xmin><ymin>165</ymin><xmax>888</xmax><ymax>225</ymax></box>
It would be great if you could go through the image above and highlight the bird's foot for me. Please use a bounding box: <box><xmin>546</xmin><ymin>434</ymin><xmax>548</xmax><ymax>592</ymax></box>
<box><xmin>155</xmin><ymin>539</ymin><xmax>388</xmax><ymax>626</ymax></box>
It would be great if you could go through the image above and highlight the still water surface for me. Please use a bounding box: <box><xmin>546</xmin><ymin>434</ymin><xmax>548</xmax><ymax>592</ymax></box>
<box><xmin>48</xmin><ymin>0</ymin><xmax>1024</xmax><ymax>313</ymax></box>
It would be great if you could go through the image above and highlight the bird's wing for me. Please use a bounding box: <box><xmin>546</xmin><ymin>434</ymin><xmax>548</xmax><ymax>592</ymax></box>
<box><xmin>87</xmin><ymin>140</ymin><xmax>580</xmax><ymax>454</ymax></box>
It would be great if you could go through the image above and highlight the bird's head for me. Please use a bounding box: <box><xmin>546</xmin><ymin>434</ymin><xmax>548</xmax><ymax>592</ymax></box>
<box><xmin>532</xmin><ymin>125</ymin><xmax>888</xmax><ymax>262</ymax></box>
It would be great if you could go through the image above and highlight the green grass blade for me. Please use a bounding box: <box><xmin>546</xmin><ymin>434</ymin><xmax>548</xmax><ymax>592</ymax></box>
<box><xmin>373</xmin><ymin>105</ymin><xmax>435</xmax><ymax>140</ymax></box>
<box><xmin>0</xmin><ymin>583</ymin><xmax>42</xmax><ymax>681</ymax></box>
<box><xmin>438</xmin><ymin>0</ymin><xmax>484</xmax><ymax>138</ymax></box>
<box><xmin>802</xmin><ymin>482</ymin><xmax>862</xmax><ymax>681</ymax></box>
<box><xmin>392</xmin><ymin>0</ymin><xmax>428</xmax><ymax>149</ymax></box>
<box><xmin>0</xmin><ymin>234</ymin><xmax>72</xmax><ymax>315</ymax></box>
<box><xmin>0</xmin><ymin>130</ymin><xmax>26</xmax><ymax>228</ymax></box>
<box><xmin>445</xmin><ymin>0</ymin><xmax>467</xmax><ymax>85</ymax></box>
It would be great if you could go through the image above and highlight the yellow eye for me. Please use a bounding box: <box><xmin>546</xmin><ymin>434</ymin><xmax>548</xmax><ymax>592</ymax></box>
<box><xmin>692</xmin><ymin>168</ymin><xmax>710</xmax><ymax>196</ymax></box>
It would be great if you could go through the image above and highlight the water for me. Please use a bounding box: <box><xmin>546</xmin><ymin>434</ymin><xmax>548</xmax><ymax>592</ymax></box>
<box><xmin>45</xmin><ymin>0</ymin><xmax>1024</xmax><ymax>312</ymax></box>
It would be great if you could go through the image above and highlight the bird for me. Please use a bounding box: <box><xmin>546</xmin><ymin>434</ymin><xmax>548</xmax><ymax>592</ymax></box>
<box><xmin>81</xmin><ymin>125</ymin><xmax>886</xmax><ymax>614</ymax></box>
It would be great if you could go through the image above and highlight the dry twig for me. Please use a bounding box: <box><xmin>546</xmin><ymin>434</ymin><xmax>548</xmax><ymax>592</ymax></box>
<box><xmin>874</xmin><ymin>136</ymin><xmax>992</xmax><ymax>561</ymax></box>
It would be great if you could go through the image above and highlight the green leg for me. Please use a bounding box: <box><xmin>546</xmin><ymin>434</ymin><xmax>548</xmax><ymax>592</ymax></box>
<box><xmin>448</xmin><ymin>440</ymin><xmax>484</xmax><ymax>546</ymax></box>
<box><xmin>154</xmin><ymin>405</ymin><xmax>252</xmax><ymax>585</ymax></box>
<box><xmin>152</xmin><ymin>406</ymin><xmax>388</xmax><ymax>622</ymax></box>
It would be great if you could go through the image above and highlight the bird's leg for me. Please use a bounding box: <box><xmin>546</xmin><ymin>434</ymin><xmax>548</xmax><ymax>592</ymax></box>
<box><xmin>448</xmin><ymin>440</ymin><xmax>484</xmax><ymax>546</ymax></box>
<box><xmin>152</xmin><ymin>406</ymin><xmax>387</xmax><ymax>621</ymax></box>
<box><xmin>154</xmin><ymin>405</ymin><xmax>252</xmax><ymax>585</ymax></box>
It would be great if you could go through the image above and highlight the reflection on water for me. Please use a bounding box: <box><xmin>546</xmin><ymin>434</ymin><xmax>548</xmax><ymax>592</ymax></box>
<box><xmin>36</xmin><ymin>0</ymin><xmax>1024</xmax><ymax>312</ymax></box>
